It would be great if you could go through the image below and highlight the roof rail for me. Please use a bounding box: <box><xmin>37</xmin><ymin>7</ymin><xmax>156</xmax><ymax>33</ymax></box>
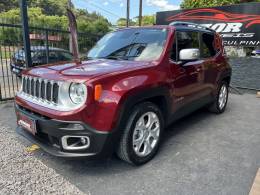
<box><xmin>169</xmin><ymin>21</ymin><xmax>214</xmax><ymax>32</ymax></box>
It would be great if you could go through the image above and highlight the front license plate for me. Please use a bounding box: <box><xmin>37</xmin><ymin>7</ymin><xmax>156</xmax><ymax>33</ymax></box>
<box><xmin>17</xmin><ymin>113</ymin><xmax>37</xmax><ymax>135</ymax></box>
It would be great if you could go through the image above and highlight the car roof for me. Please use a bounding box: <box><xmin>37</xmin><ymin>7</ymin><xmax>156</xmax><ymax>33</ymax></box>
<box><xmin>116</xmin><ymin>24</ymin><xmax>215</xmax><ymax>34</ymax></box>
<box><xmin>115</xmin><ymin>25</ymin><xmax>171</xmax><ymax>32</ymax></box>
<box><xmin>169</xmin><ymin>22</ymin><xmax>215</xmax><ymax>33</ymax></box>
<box><xmin>174</xmin><ymin>26</ymin><xmax>214</xmax><ymax>34</ymax></box>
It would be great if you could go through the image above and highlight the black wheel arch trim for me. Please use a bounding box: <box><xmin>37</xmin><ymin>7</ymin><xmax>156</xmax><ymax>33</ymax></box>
<box><xmin>219</xmin><ymin>69</ymin><xmax>232</xmax><ymax>85</ymax></box>
<box><xmin>114</xmin><ymin>85</ymin><xmax>172</xmax><ymax>134</ymax></box>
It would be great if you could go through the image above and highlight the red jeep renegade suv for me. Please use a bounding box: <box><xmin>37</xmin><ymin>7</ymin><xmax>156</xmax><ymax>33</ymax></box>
<box><xmin>15</xmin><ymin>23</ymin><xmax>231</xmax><ymax>165</ymax></box>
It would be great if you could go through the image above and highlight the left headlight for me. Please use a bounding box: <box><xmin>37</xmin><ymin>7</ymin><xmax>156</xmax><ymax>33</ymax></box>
<box><xmin>69</xmin><ymin>83</ymin><xmax>87</xmax><ymax>105</ymax></box>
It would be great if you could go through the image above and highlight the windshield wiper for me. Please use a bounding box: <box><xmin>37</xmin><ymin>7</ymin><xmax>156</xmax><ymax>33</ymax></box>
<box><xmin>121</xmin><ymin>55</ymin><xmax>140</xmax><ymax>60</ymax></box>
<box><xmin>103</xmin><ymin>56</ymin><xmax>123</xmax><ymax>60</ymax></box>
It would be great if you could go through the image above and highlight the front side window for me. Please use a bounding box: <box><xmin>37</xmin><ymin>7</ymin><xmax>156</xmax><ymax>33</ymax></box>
<box><xmin>87</xmin><ymin>28</ymin><xmax>168</xmax><ymax>61</ymax></box>
<box><xmin>170</xmin><ymin>31</ymin><xmax>200</xmax><ymax>61</ymax></box>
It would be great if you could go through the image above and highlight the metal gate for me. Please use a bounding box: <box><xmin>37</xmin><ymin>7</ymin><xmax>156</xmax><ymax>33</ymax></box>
<box><xmin>0</xmin><ymin>23</ymin><xmax>22</xmax><ymax>100</ymax></box>
<box><xmin>0</xmin><ymin>22</ymin><xmax>99</xmax><ymax>101</ymax></box>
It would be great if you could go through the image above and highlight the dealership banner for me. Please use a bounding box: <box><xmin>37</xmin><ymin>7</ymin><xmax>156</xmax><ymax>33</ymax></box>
<box><xmin>156</xmin><ymin>2</ymin><xmax>260</xmax><ymax>46</ymax></box>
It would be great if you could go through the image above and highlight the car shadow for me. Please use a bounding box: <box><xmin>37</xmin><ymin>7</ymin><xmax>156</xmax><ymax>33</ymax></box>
<box><xmin>36</xmin><ymin>107</ymin><xmax>218</xmax><ymax>177</ymax></box>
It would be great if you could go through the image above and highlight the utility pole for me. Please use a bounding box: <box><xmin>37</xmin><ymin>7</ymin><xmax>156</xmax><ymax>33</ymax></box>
<box><xmin>126</xmin><ymin>0</ymin><xmax>130</xmax><ymax>27</ymax></box>
<box><xmin>139</xmin><ymin>0</ymin><xmax>142</xmax><ymax>26</ymax></box>
<box><xmin>20</xmin><ymin>0</ymin><xmax>32</xmax><ymax>68</ymax></box>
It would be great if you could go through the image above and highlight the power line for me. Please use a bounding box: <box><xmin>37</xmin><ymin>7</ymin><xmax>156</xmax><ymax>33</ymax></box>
<box><xmin>80</xmin><ymin>0</ymin><xmax>122</xmax><ymax>19</ymax></box>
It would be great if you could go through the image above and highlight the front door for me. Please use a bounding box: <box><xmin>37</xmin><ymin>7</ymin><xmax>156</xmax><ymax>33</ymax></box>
<box><xmin>168</xmin><ymin>30</ymin><xmax>206</xmax><ymax>115</ymax></box>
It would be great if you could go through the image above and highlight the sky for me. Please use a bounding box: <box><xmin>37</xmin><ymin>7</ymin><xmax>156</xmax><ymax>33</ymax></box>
<box><xmin>72</xmin><ymin>0</ymin><xmax>182</xmax><ymax>24</ymax></box>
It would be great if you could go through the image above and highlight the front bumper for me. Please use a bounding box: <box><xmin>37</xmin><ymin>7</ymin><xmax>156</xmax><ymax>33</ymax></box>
<box><xmin>15</xmin><ymin>104</ymin><xmax>117</xmax><ymax>159</ymax></box>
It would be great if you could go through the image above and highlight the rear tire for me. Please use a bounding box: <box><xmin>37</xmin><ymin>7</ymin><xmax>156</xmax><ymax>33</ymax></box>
<box><xmin>208</xmin><ymin>81</ymin><xmax>229</xmax><ymax>114</ymax></box>
<box><xmin>116</xmin><ymin>102</ymin><xmax>164</xmax><ymax>165</ymax></box>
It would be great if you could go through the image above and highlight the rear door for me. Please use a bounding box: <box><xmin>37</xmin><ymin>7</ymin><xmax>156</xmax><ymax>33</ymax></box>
<box><xmin>200</xmin><ymin>32</ymin><xmax>219</xmax><ymax>95</ymax></box>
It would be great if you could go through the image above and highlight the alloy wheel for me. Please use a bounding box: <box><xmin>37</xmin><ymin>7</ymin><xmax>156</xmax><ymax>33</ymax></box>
<box><xmin>132</xmin><ymin>112</ymin><xmax>160</xmax><ymax>157</ymax></box>
<box><xmin>218</xmin><ymin>84</ymin><xmax>228</xmax><ymax>110</ymax></box>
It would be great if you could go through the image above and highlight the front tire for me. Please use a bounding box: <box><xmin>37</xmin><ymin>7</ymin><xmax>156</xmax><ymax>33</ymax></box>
<box><xmin>116</xmin><ymin>102</ymin><xmax>164</xmax><ymax>165</ymax></box>
<box><xmin>208</xmin><ymin>81</ymin><xmax>229</xmax><ymax>114</ymax></box>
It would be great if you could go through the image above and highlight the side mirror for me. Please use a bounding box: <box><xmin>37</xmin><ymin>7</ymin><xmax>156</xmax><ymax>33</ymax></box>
<box><xmin>179</xmin><ymin>48</ymin><xmax>200</xmax><ymax>61</ymax></box>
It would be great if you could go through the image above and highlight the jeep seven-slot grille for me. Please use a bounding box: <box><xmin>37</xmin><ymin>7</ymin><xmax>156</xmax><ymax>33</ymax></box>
<box><xmin>22</xmin><ymin>76</ymin><xmax>59</xmax><ymax>104</ymax></box>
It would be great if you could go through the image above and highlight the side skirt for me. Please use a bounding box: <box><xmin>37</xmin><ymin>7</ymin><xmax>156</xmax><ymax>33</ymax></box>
<box><xmin>166</xmin><ymin>95</ymin><xmax>213</xmax><ymax>126</ymax></box>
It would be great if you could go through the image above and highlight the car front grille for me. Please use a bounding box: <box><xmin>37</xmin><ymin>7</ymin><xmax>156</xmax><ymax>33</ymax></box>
<box><xmin>21</xmin><ymin>76</ymin><xmax>59</xmax><ymax>104</ymax></box>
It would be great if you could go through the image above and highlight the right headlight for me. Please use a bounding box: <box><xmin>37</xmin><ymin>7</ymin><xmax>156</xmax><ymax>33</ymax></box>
<box><xmin>58</xmin><ymin>82</ymin><xmax>87</xmax><ymax>110</ymax></box>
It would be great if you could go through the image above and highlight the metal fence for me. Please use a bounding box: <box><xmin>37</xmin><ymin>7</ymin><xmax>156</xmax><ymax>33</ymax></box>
<box><xmin>0</xmin><ymin>24</ymin><xmax>259</xmax><ymax>101</ymax></box>
<box><xmin>0</xmin><ymin>22</ymin><xmax>101</xmax><ymax>101</ymax></box>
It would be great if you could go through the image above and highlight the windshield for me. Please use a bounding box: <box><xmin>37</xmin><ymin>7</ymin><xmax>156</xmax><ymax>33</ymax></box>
<box><xmin>87</xmin><ymin>28</ymin><xmax>168</xmax><ymax>61</ymax></box>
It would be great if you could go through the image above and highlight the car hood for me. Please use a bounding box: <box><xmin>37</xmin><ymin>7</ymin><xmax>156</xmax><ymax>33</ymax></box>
<box><xmin>26</xmin><ymin>59</ymin><xmax>152</xmax><ymax>81</ymax></box>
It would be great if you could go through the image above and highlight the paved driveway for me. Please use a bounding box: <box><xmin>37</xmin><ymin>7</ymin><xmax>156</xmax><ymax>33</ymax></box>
<box><xmin>0</xmin><ymin>93</ymin><xmax>260</xmax><ymax>195</ymax></box>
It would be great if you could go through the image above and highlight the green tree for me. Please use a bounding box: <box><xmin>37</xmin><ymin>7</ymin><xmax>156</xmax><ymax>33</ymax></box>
<box><xmin>0</xmin><ymin>6</ymin><xmax>111</xmax><ymax>51</ymax></box>
<box><xmin>0</xmin><ymin>7</ymin><xmax>68</xmax><ymax>28</ymax></box>
<box><xmin>0</xmin><ymin>0</ymin><xmax>69</xmax><ymax>16</ymax></box>
<box><xmin>0</xmin><ymin>0</ymin><xmax>19</xmax><ymax>13</ymax></box>
<box><xmin>0</xmin><ymin>7</ymin><xmax>68</xmax><ymax>44</ymax></box>
<box><xmin>29</xmin><ymin>0</ymin><xmax>69</xmax><ymax>16</ymax></box>
<box><xmin>181</xmin><ymin>0</ymin><xmax>260</xmax><ymax>9</ymax></box>
<box><xmin>116</xmin><ymin>18</ymin><xmax>135</xmax><ymax>27</ymax></box>
<box><xmin>142</xmin><ymin>15</ymin><xmax>155</xmax><ymax>26</ymax></box>
<box><xmin>0</xmin><ymin>0</ymin><xmax>111</xmax><ymax>52</ymax></box>
<box><xmin>117</xmin><ymin>15</ymin><xmax>155</xmax><ymax>27</ymax></box>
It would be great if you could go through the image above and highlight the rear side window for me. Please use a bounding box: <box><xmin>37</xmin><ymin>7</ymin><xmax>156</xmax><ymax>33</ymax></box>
<box><xmin>171</xmin><ymin>31</ymin><xmax>200</xmax><ymax>61</ymax></box>
<box><xmin>201</xmin><ymin>33</ymin><xmax>216</xmax><ymax>58</ymax></box>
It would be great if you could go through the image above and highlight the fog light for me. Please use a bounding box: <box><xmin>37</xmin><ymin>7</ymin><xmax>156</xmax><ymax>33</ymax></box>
<box><xmin>80</xmin><ymin>137</ymin><xmax>87</xmax><ymax>145</ymax></box>
<box><xmin>61</xmin><ymin>135</ymin><xmax>90</xmax><ymax>150</ymax></box>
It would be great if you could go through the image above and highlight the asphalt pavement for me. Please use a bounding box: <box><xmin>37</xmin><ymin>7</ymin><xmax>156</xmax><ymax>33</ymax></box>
<box><xmin>0</xmin><ymin>93</ymin><xmax>260</xmax><ymax>195</ymax></box>
<box><xmin>230</xmin><ymin>58</ymin><xmax>260</xmax><ymax>90</ymax></box>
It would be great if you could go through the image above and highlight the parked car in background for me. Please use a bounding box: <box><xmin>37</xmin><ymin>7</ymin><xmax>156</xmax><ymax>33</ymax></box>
<box><xmin>251</xmin><ymin>49</ymin><xmax>260</xmax><ymax>58</ymax></box>
<box><xmin>15</xmin><ymin>23</ymin><xmax>231</xmax><ymax>165</ymax></box>
<box><xmin>10</xmin><ymin>46</ymin><xmax>73</xmax><ymax>76</ymax></box>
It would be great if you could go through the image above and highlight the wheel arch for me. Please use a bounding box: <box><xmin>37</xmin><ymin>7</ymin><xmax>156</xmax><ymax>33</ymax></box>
<box><xmin>115</xmin><ymin>85</ymin><xmax>171</xmax><ymax>133</ymax></box>
<box><xmin>222</xmin><ymin>76</ymin><xmax>231</xmax><ymax>86</ymax></box>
